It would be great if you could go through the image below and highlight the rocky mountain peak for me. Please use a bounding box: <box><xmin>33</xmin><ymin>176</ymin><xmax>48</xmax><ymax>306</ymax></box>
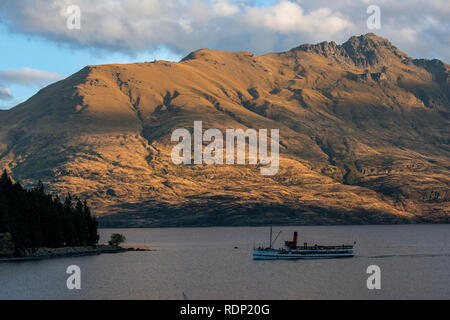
<box><xmin>342</xmin><ymin>33</ymin><xmax>408</xmax><ymax>67</ymax></box>
<box><xmin>295</xmin><ymin>33</ymin><xmax>409</xmax><ymax>68</ymax></box>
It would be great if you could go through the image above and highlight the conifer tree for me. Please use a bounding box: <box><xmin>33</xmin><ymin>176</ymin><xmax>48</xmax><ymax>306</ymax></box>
<box><xmin>0</xmin><ymin>170</ymin><xmax>99</xmax><ymax>255</ymax></box>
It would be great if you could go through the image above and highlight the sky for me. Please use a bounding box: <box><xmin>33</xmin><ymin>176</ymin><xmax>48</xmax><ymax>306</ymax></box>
<box><xmin>0</xmin><ymin>0</ymin><xmax>449</xmax><ymax>109</ymax></box>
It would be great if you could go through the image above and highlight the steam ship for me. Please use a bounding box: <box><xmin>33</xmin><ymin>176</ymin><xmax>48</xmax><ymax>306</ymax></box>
<box><xmin>252</xmin><ymin>229</ymin><xmax>354</xmax><ymax>260</ymax></box>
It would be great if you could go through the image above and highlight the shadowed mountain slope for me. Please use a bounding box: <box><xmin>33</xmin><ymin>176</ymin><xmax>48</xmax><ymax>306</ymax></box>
<box><xmin>0</xmin><ymin>33</ymin><xmax>448</xmax><ymax>226</ymax></box>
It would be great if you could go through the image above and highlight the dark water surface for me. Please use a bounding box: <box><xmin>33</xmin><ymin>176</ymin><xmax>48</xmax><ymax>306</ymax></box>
<box><xmin>1</xmin><ymin>225</ymin><xmax>449</xmax><ymax>299</ymax></box>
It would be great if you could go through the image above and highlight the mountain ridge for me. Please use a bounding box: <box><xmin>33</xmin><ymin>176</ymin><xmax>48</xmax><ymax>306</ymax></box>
<box><xmin>0</xmin><ymin>33</ymin><xmax>448</xmax><ymax>227</ymax></box>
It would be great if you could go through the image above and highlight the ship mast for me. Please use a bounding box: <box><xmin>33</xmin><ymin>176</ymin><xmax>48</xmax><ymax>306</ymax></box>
<box><xmin>269</xmin><ymin>226</ymin><xmax>272</xmax><ymax>249</ymax></box>
<box><xmin>268</xmin><ymin>226</ymin><xmax>282</xmax><ymax>248</ymax></box>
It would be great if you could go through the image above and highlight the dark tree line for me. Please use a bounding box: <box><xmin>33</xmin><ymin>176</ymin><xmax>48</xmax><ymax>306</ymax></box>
<box><xmin>0</xmin><ymin>170</ymin><xmax>99</xmax><ymax>253</ymax></box>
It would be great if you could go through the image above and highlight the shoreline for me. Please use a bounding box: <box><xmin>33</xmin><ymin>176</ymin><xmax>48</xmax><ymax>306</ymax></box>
<box><xmin>0</xmin><ymin>245</ymin><xmax>150</xmax><ymax>262</ymax></box>
<box><xmin>97</xmin><ymin>221</ymin><xmax>450</xmax><ymax>229</ymax></box>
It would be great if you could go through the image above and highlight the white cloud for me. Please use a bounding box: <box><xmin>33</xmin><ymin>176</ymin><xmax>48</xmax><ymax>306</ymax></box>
<box><xmin>0</xmin><ymin>0</ymin><xmax>353</xmax><ymax>54</ymax></box>
<box><xmin>245</xmin><ymin>1</ymin><xmax>352</xmax><ymax>35</ymax></box>
<box><xmin>429</xmin><ymin>0</ymin><xmax>450</xmax><ymax>14</ymax></box>
<box><xmin>397</xmin><ymin>28</ymin><xmax>418</xmax><ymax>44</ymax></box>
<box><xmin>0</xmin><ymin>68</ymin><xmax>63</xmax><ymax>87</ymax></box>
<box><xmin>0</xmin><ymin>0</ymin><xmax>448</xmax><ymax>62</ymax></box>
<box><xmin>212</xmin><ymin>0</ymin><xmax>240</xmax><ymax>17</ymax></box>
<box><xmin>0</xmin><ymin>87</ymin><xmax>13</xmax><ymax>100</ymax></box>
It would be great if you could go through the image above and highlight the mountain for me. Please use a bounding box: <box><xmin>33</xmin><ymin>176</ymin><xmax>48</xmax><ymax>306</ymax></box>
<box><xmin>0</xmin><ymin>33</ymin><xmax>448</xmax><ymax>227</ymax></box>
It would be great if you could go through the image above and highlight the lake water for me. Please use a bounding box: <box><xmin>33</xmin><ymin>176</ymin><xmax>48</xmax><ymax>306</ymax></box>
<box><xmin>0</xmin><ymin>225</ymin><xmax>449</xmax><ymax>299</ymax></box>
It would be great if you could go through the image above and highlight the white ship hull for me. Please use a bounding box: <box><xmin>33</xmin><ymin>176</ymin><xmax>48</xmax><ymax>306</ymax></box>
<box><xmin>252</xmin><ymin>249</ymin><xmax>354</xmax><ymax>260</ymax></box>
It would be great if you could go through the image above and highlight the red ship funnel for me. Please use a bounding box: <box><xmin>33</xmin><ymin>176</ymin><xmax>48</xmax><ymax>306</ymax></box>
<box><xmin>293</xmin><ymin>232</ymin><xmax>298</xmax><ymax>248</ymax></box>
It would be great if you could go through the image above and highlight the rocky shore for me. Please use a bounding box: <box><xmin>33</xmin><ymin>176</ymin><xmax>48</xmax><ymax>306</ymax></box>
<box><xmin>0</xmin><ymin>245</ymin><xmax>150</xmax><ymax>262</ymax></box>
